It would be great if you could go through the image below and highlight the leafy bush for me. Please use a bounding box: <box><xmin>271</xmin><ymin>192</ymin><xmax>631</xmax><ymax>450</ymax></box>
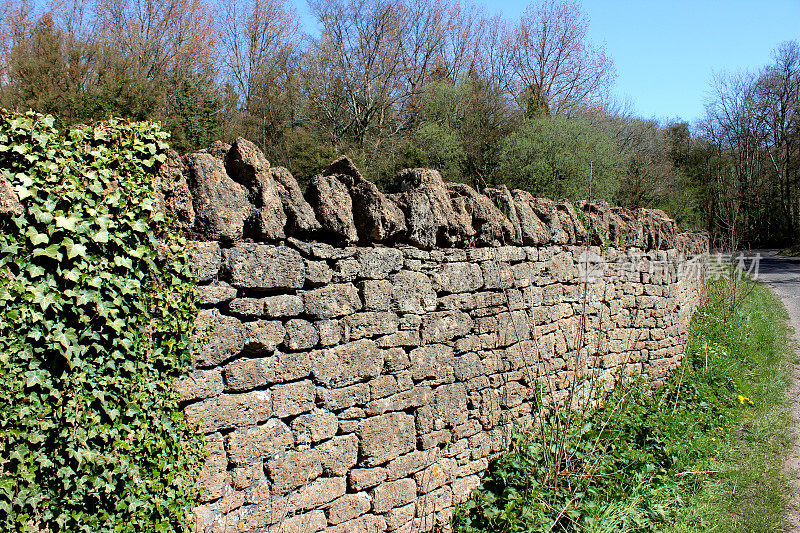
<box><xmin>0</xmin><ymin>111</ymin><xmax>203</xmax><ymax>532</ymax></box>
<box><xmin>453</xmin><ymin>275</ymin><xmax>790</xmax><ymax>532</ymax></box>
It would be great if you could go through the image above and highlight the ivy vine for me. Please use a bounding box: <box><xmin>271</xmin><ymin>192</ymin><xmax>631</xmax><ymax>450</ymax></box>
<box><xmin>0</xmin><ymin>111</ymin><xmax>203</xmax><ymax>532</ymax></box>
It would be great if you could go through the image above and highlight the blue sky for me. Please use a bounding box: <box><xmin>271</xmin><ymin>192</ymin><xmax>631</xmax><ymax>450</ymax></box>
<box><xmin>295</xmin><ymin>0</ymin><xmax>800</xmax><ymax>125</ymax></box>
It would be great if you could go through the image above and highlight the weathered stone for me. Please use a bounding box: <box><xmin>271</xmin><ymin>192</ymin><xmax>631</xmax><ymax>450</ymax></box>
<box><xmin>269</xmin><ymin>510</ymin><xmax>327</xmax><ymax>533</ymax></box>
<box><xmin>414</xmin><ymin>458</ymin><xmax>457</xmax><ymax>493</ymax></box>
<box><xmin>185</xmin><ymin>391</ymin><xmax>272</xmax><ymax>433</ymax></box>
<box><xmin>287</xmin><ymin>476</ymin><xmax>346</xmax><ymax>510</ymax></box>
<box><xmin>369</xmin><ymin>375</ymin><xmax>398</xmax><ymax>400</ymax></box>
<box><xmin>311</xmin><ymin>339</ymin><xmax>383</xmax><ymax>387</ymax></box>
<box><xmin>193</xmin><ymin>309</ymin><xmax>246</xmax><ymax>367</ymax></box>
<box><xmin>195</xmin><ymin>434</ymin><xmax>227</xmax><ymax>502</ymax></box>
<box><xmin>480</xmin><ymin>188</ymin><xmax>522</xmax><ymax>246</ymax></box>
<box><xmin>410</xmin><ymin>344</ymin><xmax>455</xmax><ymax>381</ymax></box>
<box><xmin>342</xmin><ymin>312</ymin><xmax>399</xmax><ymax>341</ymax></box>
<box><xmin>266</xmin><ymin>448</ymin><xmax>323</xmax><ymax>494</ymax></box>
<box><xmin>386</xmin><ymin>449</ymin><xmax>436</xmax><ymax>481</ymax></box>
<box><xmin>284</xmin><ymin>319</ymin><xmax>319</xmax><ymax>350</ymax></box>
<box><xmin>226</xmin><ymin>244</ymin><xmax>305</xmax><ymax>289</ymax></box>
<box><xmin>188</xmin><ymin>241</ymin><xmax>222</xmax><ymax>283</ymax></box>
<box><xmin>421</xmin><ymin>311</ymin><xmax>473</xmax><ymax>343</ymax></box>
<box><xmin>176</xmin><ymin>369</ymin><xmax>224</xmax><ymax>402</ymax></box>
<box><xmin>359</xmin><ymin>279</ymin><xmax>393</xmax><ymax>312</ymax></box>
<box><xmin>386</xmin><ymin>502</ymin><xmax>415</xmax><ymax>531</ymax></box>
<box><xmin>372</xmin><ymin>478</ymin><xmax>417</xmax><ymax>513</ymax></box>
<box><xmin>262</xmin><ymin>294</ymin><xmax>304</xmax><ymax>318</ymax></box>
<box><xmin>393</xmin><ymin>168</ymin><xmax>475</xmax><ymax>248</ymax></box>
<box><xmin>226</xmin><ymin>418</ymin><xmax>293</xmax><ymax>464</ymax></box>
<box><xmin>303</xmin><ymin>283</ymin><xmax>362</xmax><ymax>319</ymax></box>
<box><xmin>228</xmin><ymin>297</ymin><xmax>263</xmax><ymax>316</ymax></box>
<box><xmin>153</xmin><ymin>151</ymin><xmax>192</xmax><ymax>229</ymax></box>
<box><xmin>271</xmin><ymin>379</ymin><xmax>315</xmax><ymax>418</ymax></box>
<box><xmin>203</xmin><ymin>140</ymin><xmax>230</xmax><ymax>160</ymax></box>
<box><xmin>357</xmin><ymin>247</ymin><xmax>404</xmax><ymax>279</ymax></box>
<box><xmin>225</xmin><ymin>351</ymin><xmax>310</xmax><ymax>392</ymax></box>
<box><xmin>306</xmin><ymin>173</ymin><xmax>358</xmax><ymax>242</ymax></box>
<box><xmin>416</xmin><ymin>485</ymin><xmax>453</xmax><ymax>529</ymax></box>
<box><xmin>332</xmin><ymin>257</ymin><xmax>360</xmax><ymax>282</ymax></box>
<box><xmin>349</xmin><ymin>468</ymin><xmax>388</xmax><ymax>491</ymax></box>
<box><xmin>432</xmin><ymin>383</ymin><xmax>469</xmax><ymax>427</ymax></box>
<box><xmin>317</xmin><ymin>382</ymin><xmax>371</xmax><ymax>411</ymax></box>
<box><xmin>316</xmin><ymin>320</ymin><xmax>342</xmax><ymax>346</ymax></box>
<box><xmin>243</xmin><ymin>320</ymin><xmax>286</xmax><ymax>354</ymax></box>
<box><xmin>453</xmin><ymin>352</ymin><xmax>483</xmax><ymax>381</ymax></box>
<box><xmin>431</xmin><ymin>262</ymin><xmax>484</xmax><ymax>294</ymax></box>
<box><xmin>270</xmin><ymin>166</ymin><xmax>321</xmax><ymax>234</ymax></box>
<box><xmin>447</xmin><ymin>183</ymin><xmax>516</xmax><ymax>246</ymax></box>
<box><xmin>391</xmin><ymin>270</ymin><xmax>436</xmax><ymax>314</ymax></box>
<box><xmin>317</xmin><ymin>434</ymin><xmax>359</xmax><ymax>476</ymax></box>
<box><xmin>197</xmin><ymin>281</ymin><xmax>237</xmax><ymax>305</ymax></box>
<box><xmin>185</xmin><ymin>152</ymin><xmax>250</xmax><ymax>241</ymax></box>
<box><xmin>291</xmin><ymin>408</ymin><xmax>338</xmax><ymax>445</ymax></box>
<box><xmin>225</xmin><ymin>137</ymin><xmax>287</xmax><ymax>240</ymax></box>
<box><xmin>357</xmin><ymin>412</ymin><xmax>416</xmax><ymax>466</ymax></box>
<box><xmin>305</xmin><ymin>259</ymin><xmax>334</xmax><ymax>286</ymax></box>
<box><xmin>511</xmin><ymin>189</ymin><xmax>552</xmax><ymax>245</ymax></box>
<box><xmin>351</xmin><ymin>178</ymin><xmax>407</xmax><ymax>242</ymax></box>
<box><xmin>326</xmin><ymin>492</ymin><xmax>372</xmax><ymax>525</ymax></box>
<box><xmin>325</xmin><ymin>514</ymin><xmax>387</xmax><ymax>533</ymax></box>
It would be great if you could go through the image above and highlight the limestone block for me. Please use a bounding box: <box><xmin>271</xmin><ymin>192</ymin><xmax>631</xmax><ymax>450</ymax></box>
<box><xmin>195</xmin><ymin>434</ymin><xmax>227</xmax><ymax>502</ymax></box>
<box><xmin>262</xmin><ymin>294</ymin><xmax>304</xmax><ymax>318</ymax></box>
<box><xmin>226</xmin><ymin>243</ymin><xmax>305</xmax><ymax>289</ymax></box>
<box><xmin>357</xmin><ymin>247</ymin><xmax>404</xmax><ymax>279</ymax></box>
<box><xmin>226</xmin><ymin>419</ymin><xmax>293</xmax><ymax>464</ymax></box>
<box><xmin>175</xmin><ymin>369</ymin><xmax>224</xmax><ymax>402</ymax></box>
<box><xmin>349</xmin><ymin>467</ymin><xmax>388</xmax><ymax>491</ymax></box>
<box><xmin>303</xmin><ymin>283</ymin><xmax>362</xmax><ymax>319</ymax></box>
<box><xmin>185</xmin><ymin>391</ymin><xmax>272</xmax><ymax>433</ymax></box>
<box><xmin>267</xmin><ymin>448</ymin><xmax>324</xmax><ymax>494</ymax></box>
<box><xmin>284</xmin><ymin>319</ymin><xmax>319</xmax><ymax>350</ymax></box>
<box><xmin>193</xmin><ymin>309</ymin><xmax>245</xmax><ymax>367</ymax></box>
<box><xmin>291</xmin><ymin>408</ymin><xmax>339</xmax><ymax>445</ymax></box>
<box><xmin>318</xmin><ymin>434</ymin><xmax>359</xmax><ymax>476</ymax></box>
<box><xmin>391</xmin><ymin>271</ymin><xmax>437</xmax><ymax>314</ymax></box>
<box><xmin>421</xmin><ymin>311</ymin><xmax>473</xmax><ymax>343</ymax></box>
<box><xmin>357</xmin><ymin>412</ymin><xmax>416</xmax><ymax>466</ymax></box>
<box><xmin>224</xmin><ymin>351</ymin><xmax>311</xmax><ymax>391</ymax></box>
<box><xmin>188</xmin><ymin>241</ymin><xmax>222</xmax><ymax>282</ymax></box>
<box><xmin>310</xmin><ymin>339</ymin><xmax>384</xmax><ymax>387</ymax></box>
<box><xmin>342</xmin><ymin>312</ymin><xmax>399</xmax><ymax>341</ymax></box>
<box><xmin>271</xmin><ymin>379</ymin><xmax>315</xmax><ymax>418</ymax></box>
<box><xmin>326</xmin><ymin>492</ymin><xmax>372</xmax><ymax>525</ymax></box>
<box><xmin>372</xmin><ymin>478</ymin><xmax>418</xmax><ymax>513</ymax></box>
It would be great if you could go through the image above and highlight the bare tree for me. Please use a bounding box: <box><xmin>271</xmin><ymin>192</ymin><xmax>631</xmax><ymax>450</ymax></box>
<box><xmin>93</xmin><ymin>0</ymin><xmax>217</xmax><ymax>81</ymax></box>
<box><xmin>756</xmin><ymin>41</ymin><xmax>800</xmax><ymax>235</ymax></box>
<box><xmin>304</xmin><ymin>0</ymin><xmax>409</xmax><ymax>148</ymax></box>
<box><xmin>219</xmin><ymin>0</ymin><xmax>302</xmax><ymax>149</ymax></box>
<box><xmin>505</xmin><ymin>0</ymin><xmax>615</xmax><ymax>116</ymax></box>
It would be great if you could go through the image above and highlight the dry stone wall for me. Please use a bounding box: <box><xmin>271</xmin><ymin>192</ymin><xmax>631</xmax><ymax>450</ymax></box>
<box><xmin>163</xmin><ymin>138</ymin><xmax>709</xmax><ymax>533</ymax></box>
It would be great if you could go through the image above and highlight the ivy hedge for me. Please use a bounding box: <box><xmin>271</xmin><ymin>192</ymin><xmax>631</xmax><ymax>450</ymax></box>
<box><xmin>0</xmin><ymin>111</ymin><xmax>203</xmax><ymax>532</ymax></box>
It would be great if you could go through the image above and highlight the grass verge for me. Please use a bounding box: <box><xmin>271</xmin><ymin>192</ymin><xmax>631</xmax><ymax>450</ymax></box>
<box><xmin>453</xmin><ymin>275</ymin><xmax>794</xmax><ymax>532</ymax></box>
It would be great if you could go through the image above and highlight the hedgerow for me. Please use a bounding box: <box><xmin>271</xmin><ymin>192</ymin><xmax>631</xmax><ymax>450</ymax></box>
<box><xmin>0</xmin><ymin>111</ymin><xmax>203</xmax><ymax>532</ymax></box>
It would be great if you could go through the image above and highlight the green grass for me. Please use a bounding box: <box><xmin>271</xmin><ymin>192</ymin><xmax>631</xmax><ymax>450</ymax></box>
<box><xmin>453</xmin><ymin>275</ymin><xmax>794</xmax><ymax>532</ymax></box>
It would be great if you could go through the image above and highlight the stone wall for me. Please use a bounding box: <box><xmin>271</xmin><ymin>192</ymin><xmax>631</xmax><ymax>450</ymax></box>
<box><xmin>164</xmin><ymin>138</ymin><xmax>709</xmax><ymax>533</ymax></box>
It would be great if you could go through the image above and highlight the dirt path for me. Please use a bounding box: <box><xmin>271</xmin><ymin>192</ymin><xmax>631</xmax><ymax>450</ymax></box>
<box><xmin>751</xmin><ymin>249</ymin><xmax>800</xmax><ymax>530</ymax></box>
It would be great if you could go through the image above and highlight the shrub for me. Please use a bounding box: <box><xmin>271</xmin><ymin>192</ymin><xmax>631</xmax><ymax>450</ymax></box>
<box><xmin>0</xmin><ymin>111</ymin><xmax>203</xmax><ymax>532</ymax></box>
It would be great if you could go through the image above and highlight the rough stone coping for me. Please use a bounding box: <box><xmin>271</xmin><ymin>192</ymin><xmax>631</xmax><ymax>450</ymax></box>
<box><xmin>153</xmin><ymin>137</ymin><xmax>708</xmax><ymax>253</ymax></box>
